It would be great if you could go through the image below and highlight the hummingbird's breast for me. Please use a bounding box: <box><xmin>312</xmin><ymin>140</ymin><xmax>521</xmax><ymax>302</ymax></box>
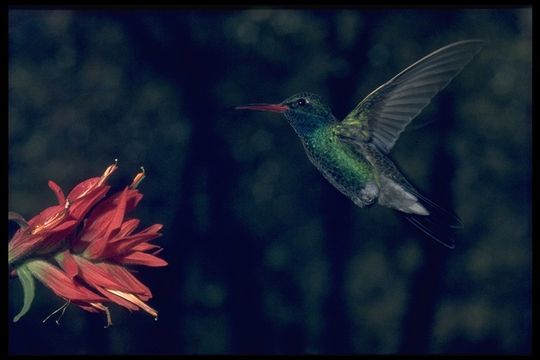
<box><xmin>300</xmin><ymin>127</ymin><xmax>379</xmax><ymax>207</ymax></box>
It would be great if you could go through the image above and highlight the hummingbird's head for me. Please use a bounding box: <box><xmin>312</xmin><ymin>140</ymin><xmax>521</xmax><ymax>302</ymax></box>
<box><xmin>236</xmin><ymin>92</ymin><xmax>335</xmax><ymax>137</ymax></box>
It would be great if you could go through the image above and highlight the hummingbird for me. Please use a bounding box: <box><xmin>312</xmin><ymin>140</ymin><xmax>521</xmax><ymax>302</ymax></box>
<box><xmin>236</xmin><ymin>40</ymin><xmax>483</xmax><ymax>248</ymax></box>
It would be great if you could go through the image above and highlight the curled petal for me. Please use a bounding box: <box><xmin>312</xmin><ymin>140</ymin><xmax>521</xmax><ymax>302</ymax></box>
<box><xmin>8</xmin><ymin>211</ymin><xmax>29</xmax><ymax>230</ymax></box>
<box><xmin>48</xmin><ymin>181</ymin><xmax>66</xmax><ymax>205</ymax></box>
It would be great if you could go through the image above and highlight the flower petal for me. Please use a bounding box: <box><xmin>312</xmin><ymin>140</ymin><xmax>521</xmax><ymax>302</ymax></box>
<box><xmin>12</xmin><ymin>264</ymin><xmax>36</xmax><ymax>322</ymax></box>
<box><xmin>103</xmin><ymin>188</ymin><xmax>129</xmax><ymax>240</ymax></box>
<box><xmin>27</xmin><ymin>205</ymin><xmax>68</xmax><ymax>233</ymax></box>
<box><xmin>26</xmin><ymin>259</ymin><xmax>105</xmax><ymax>302</ymax></box>
<box><xmin>55</xmin><ymin>250</ymin><xmax>79</xmax><ymax>279</ymax></box>
<box><xmin>68</xmin><ymin>186</ymin><xmax>110</xmax><ymax>221</ymax></box>
<box><xmin>95</xmin><ymin>262</ymin><xmax>153</xmax><ymax>299</ymax></box>
<box><xmin>8</xmin><ymin>234</ymin><xmax>45</xmax><ymax>265</ymax></box>
<box><xmin>72</xmin><ymin>256</ymin><xmax>128</xmax><ymax>291</ymax></box>
<box><xmin>32</xmin><ymin>219</ymin><xmax>78</xmax><ymax>255</ymax></box>
<box><xmin>80</xmin><ymin>190</ymin><xmax>125</xmax><ymax>242</ymax></box>
<box><xmin>67</xmin><ymin>177</ymin><xmax>101</xmax><ymax>201</ymax></box>
<box><xmin>83</xmin><ymin>188</ymin><xmax>128</xmax><ymax>259</ymax></box>
<box><xmin>125</xmin><ymin>191</ymin><xmax>143</xmax><ymax>213</ymax></box>
<box><xmin>132</xmin><ymin>242</ymin><xmax>161</xmax><ymax>252</ymax></box>
<box><xmin>8</xmin><ymin>205</ymin><xmax>75</xmax><ymax>264</ymax></box>
<box><xmin>121</xmin><ymin>251</ymin><xmax>168</xmax><ymax>267</ymax></box>
<box><xmin>108</xmin><ymin>224</ymin><xmax>163</xmax><ymax>255</ymax></box>
<box><xmin>117</xmin><ymin>218</ymin><xmax>140</xmax><ymax>238</ymax></box>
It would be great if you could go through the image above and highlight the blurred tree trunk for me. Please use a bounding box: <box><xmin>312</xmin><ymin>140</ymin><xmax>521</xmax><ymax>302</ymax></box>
<box><xmin>397</xmin><ymin>13</ymin><xmax>461</xmax><ymax>353</ymax></box>
<box><xmin>319</xmin><ymin>12</ymin><xmax>371</xmax><ymax>354</ymax></box>
<box><xmin>116</xmin><ymin>14</ymin><xmax>193</xmax><ymax>353</ymax></box>
<box><xmin>398</xmin><ymin>94</ymin><xmax>456</xmax><ymax>353</ymax></box>
<box><xmin>119</xmin><ymin>13</ymin><xmax>270</xmax><ymax>353</ymax></box>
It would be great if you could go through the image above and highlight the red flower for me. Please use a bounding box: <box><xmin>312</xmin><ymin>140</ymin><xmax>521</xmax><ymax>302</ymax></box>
<box><xmin>57</xmin><ymin>182</ymin><xmax>167</xmax><ymax>319</ymax></box>
<box><xmin>13</xmin><ymin>259</ymin><xmax>108</xmax><ymax>323</ymax></box>
<box><xmin>8</xmin><ymin>163</ymin><xmax>117</xmax><ymax>264</ymax></box>
<box><xmin>9</xmin><ymin>162</ymin><xmax>166</xmax><ymax>327</ymax></box>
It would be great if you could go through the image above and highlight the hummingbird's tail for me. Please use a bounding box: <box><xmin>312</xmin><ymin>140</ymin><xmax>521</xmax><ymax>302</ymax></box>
<box><xmin>378</xmin><ymin>175</ymin><xmax>463</xmax><ymax>248</ymax></box>
<box><xmin>398</xmin><ymin>189</ymin><xmax>463</xmax><ymax>249</ymax></box>
<box><xmin>352</xmin><ymin>141</ymin><xmax>463</xmax><ymax>248</ymax></box>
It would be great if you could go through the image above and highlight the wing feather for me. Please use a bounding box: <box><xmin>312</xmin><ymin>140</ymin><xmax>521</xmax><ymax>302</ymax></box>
<box><xmin>337</xmin><ymin>40</ymin><xmax>484</xmax><ymax>153</ymax></box>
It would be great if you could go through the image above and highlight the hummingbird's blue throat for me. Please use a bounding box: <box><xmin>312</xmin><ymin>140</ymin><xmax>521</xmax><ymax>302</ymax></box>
<box><xmin>284</xmin><ymin>111</ymin><xmax>336</xmax><ymax>140</ymax></box>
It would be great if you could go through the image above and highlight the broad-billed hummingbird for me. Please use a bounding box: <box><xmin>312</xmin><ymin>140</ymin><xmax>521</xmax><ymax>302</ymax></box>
<box><xmin>236</xmin><ymin>40</ymin><xmax>483</xmax><ymax>248</ymax></box>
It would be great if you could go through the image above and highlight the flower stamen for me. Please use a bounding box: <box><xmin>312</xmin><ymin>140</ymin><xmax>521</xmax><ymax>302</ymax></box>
<box><xmin>97</xmin><ymin>160</ymin><xmax>119</xmax><ymax>188</ymax></box>
<box><xmin>129</xmin><ymin>167</ymin><xmax>145</xmax><ymax>189</ymax></box>
<box><xmin>72</xmin><ymin>161</ymin><xmax>118</xmax><ymax>202</ymax></box>
<box><xmin>90</xmin><ymin>302</ymin><xmax>112</xmax><ymax>328</ymax></box>
<box><xmin>42</xmin><ymin>300</ymin><xmax>70</xmax><ymax>325</ymax></box>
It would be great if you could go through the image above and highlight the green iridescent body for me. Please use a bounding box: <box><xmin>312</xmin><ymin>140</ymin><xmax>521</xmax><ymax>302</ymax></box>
<box><xmin>301</xmin><ymin>125</ymin><xmax>378</xmax><ymax>207</ymax></box>
<box><xmin>237</xmin><ymin>40</ymin><xmax>484</xmax><ymax>248</ymax></box>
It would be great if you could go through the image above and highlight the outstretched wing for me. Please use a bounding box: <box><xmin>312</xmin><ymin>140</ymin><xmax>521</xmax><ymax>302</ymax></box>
<box><xmin>337</xmin><ymin>40</ymin><xmax>484</xmax><ymax>153</ymax></box>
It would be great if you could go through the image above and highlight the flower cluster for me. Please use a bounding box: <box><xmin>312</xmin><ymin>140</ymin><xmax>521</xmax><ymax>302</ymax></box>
<box><xmin>8</xmin><ymin>162</ymin><xmax>167</xmax><ymax>327</ymax></box>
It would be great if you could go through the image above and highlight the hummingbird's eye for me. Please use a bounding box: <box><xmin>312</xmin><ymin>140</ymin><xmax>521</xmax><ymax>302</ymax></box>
<box><xmin>291</xmin><ymin>98</ymin><xmax>308</xmax><ymax>108</ymax></box>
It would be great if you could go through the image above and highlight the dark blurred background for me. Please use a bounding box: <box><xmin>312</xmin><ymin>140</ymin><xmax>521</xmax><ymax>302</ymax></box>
<box><xmin>8</xmin><ymin>8</ymin><xmax>531</xmax><ymax>355</ymax></box>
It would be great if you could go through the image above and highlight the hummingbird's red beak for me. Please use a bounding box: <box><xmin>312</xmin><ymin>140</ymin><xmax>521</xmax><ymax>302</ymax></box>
<box><xmin>235</xmin><ymin>103</ymin><xmax>289</xmax><ymax>113</ymax></box>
